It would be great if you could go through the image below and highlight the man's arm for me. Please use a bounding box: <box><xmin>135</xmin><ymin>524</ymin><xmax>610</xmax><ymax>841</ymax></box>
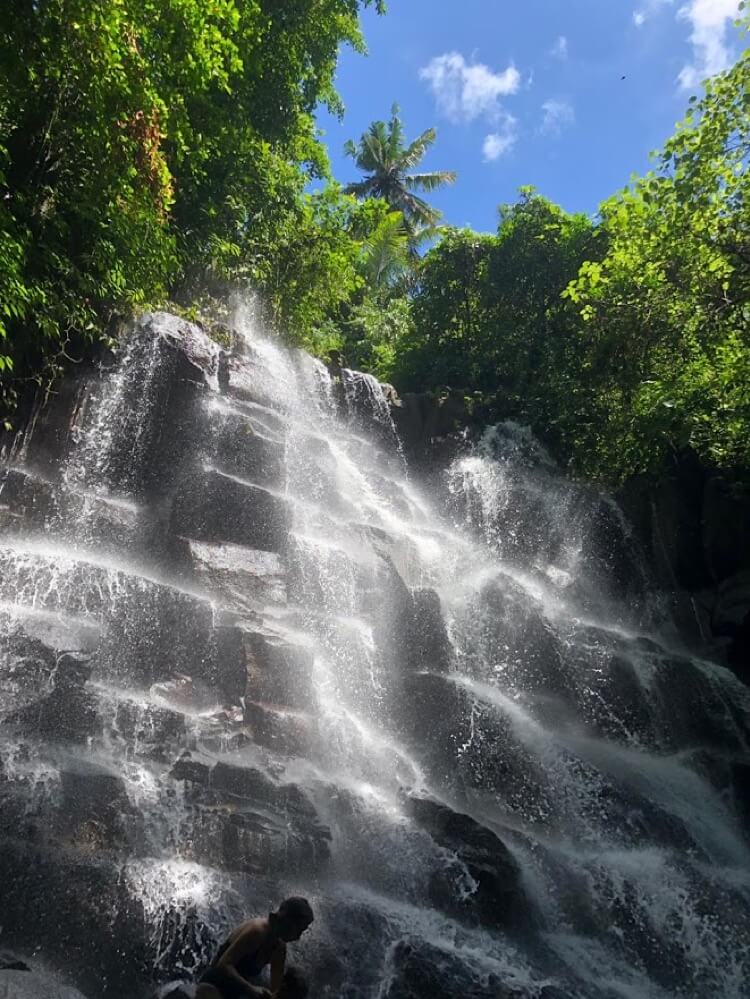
<box><xmin>215</xmin><ymin>924</ymin><xmax>271</xmax><ymax>999</ymax></box>
<box><xmin>269</xmin><ymin>941</ymin><xmax>287</xmax><ymax>993</ymax></box>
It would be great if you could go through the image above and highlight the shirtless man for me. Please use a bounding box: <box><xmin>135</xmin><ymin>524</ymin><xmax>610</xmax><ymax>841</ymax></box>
<box><xmin>196</xmin><ymin>897</ymin><xmax>313</xmax><ymax>999</ymax></box>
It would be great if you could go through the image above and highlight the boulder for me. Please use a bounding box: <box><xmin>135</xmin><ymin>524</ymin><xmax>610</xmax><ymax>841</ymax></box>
<box><xmin>170</xmin><ymin>469</ymin><xmax>290</xmax><ymax>553</ymax></box>
<box><xmin>404</xmin><ymin>794</ymin><xmax>531</xmax><ymax>932</ymax></box>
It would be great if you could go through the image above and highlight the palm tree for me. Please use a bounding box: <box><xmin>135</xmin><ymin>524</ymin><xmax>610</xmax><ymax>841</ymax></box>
<box><xmin>344</xmin><ymin>105</ymin><xmax>456</xmax><ymax>241</ymax></box>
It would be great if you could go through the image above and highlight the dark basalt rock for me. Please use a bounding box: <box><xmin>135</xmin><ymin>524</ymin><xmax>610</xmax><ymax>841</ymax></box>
<box><xmin>404</xmin><ymin>794</ymin><xmax>531</xmax><ymax>932</ymax></box>
<box><xmin>0</xmin><ymin>841</ymin><xmax>148</xmax><ymax>997</ymax></box>
<box><xmin>57</xmin><ymin>762</ymin><xmax>136</xmax><ymax>852</ymax></box>
<box><xmin>169</xmin><ymin>754</ymin><xmax>331</xmax><ymax>874</ymax></box>
<box><xmin>0</xmin><ymin>953</ymin><xmax>31</xmax><ymax>972</ymax></box>
<box><xmin>0</xmin><ymin>467</ymin><xmax>56</xmax><ymax>535</ymax></box>
<box><xmin>241</xmin><ymin>630</ymin><xmax>315</xmax><ymax>711</ymax></box>
<box><xmin>171</xmin><ymin>468</ymin><xmax>291</xmax><ymax>554</ymax></box>
<box><xmin>398</xmin><ymin>671</ymin><xmax>552</xmax><ymax>819</ymax></box>
<box><xmin>381</xmin><ymin>937</ymin><xmax>561</xmax><ymax>999</ymax></box>
<box><xmin>244</xmin><ymin>700</ymin><xmax>313</xmax><ymax>757</ymax></box>
<box><xmin>187</xmin><ymin>540</ymin><xmax>286</xmax><ymax>616</ymax></box>
<box><xmin>9</xmin><ymin>652</ymin><xmax>100</xmax><ymax>744</ymax></box>
<box><xmin>206</xmin><ymin>407</ymin><xmax>285</xmax><ymax>489</ymax></box>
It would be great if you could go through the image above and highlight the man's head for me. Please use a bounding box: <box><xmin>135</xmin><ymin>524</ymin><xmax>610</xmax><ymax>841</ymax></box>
<box><xmin>273</xmin><ymin>896</ymin><xmax>314</xmax><ymax>942</ymax></box>
<box><xmin>278</xmin><ymin>966</ymin><xmax>308</xmax><ymax>999</ymax></box>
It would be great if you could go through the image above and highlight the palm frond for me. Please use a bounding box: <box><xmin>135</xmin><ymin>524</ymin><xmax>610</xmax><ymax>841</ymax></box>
<box><xmin>404</xmin><ymin>170</ymin><xmax>457</xmax><ymax>192</ymax></box>
<box><xmin>399</xmin><ymin>127</ymin><xmax>437</xmax><ymax>170</ymax></box>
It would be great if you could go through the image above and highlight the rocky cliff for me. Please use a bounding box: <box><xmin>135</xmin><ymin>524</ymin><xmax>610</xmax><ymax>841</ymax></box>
<box><xmin>0</xmin><ymin>310</ymin><xmax>748</xmax><ymax>999</ymax></box>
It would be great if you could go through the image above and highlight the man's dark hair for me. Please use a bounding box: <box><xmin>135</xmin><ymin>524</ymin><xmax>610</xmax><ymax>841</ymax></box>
<box><xmin>281</xmin><ymin>966</ymin><xmax>309</xmax><ymax>999</ymax></box>
<box><xmin>278</xmin><ymin>897</ymin><xmax>313</xmax><ymax>926</ymax></box>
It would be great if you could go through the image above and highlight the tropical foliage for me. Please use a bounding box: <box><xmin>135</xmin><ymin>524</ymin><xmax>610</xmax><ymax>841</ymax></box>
<box><xmin>344</xmin><ymin>105</ymin><xmax>456</xmax><ymax>241</ymax></box>
<box><xmin>0</xmin><ymin>0</ymin><xmax>383</xmax><ymax>419</ymax></box>
<box><xmin>2</xmin><ymin>1</ymin><xmax>749</xmax><ymax>488</ymax></box>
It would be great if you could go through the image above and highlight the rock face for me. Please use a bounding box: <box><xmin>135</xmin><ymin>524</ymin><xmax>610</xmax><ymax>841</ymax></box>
<box><xmin>617</xmin><ymin>450</ymin><xmax>750</xmax><ymax>680</ymax></box>
<box><xmin>0</xmin><ymin>312</ymin><xmax>749</xmax><ymax>999</ymax></box>
<box><xmin>404</xmin><ymin>794</ymin><xmax>531</xmax><ymax>931</ymax></box>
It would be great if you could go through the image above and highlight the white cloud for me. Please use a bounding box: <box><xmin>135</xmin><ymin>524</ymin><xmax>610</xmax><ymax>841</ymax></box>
<box><xmin>633</xmin><ymin>0</ymin><xmax>673</xmax><ymax>27</ymax></box>
<box><xmin>677</xmin><ymin>0</ymin><xmax>741</xmax><ymax>89</ymax></box>
<box><xmin>550</xmin><ymin>35</ymin><xmax>569</xmax><ymax>60</ymax></box>
<box><xmin>540</xmin><ymin>99</ymin><xmax>575</xmax><ymax>136</ymax></box>
<box><xmin>482</xmin><ymin>117</ymin><xmax>519</xmax><ymax>161</ymax></box>
<box><xmin>419</xmin><ymin>52</ymin><xmax>521</xmax><ymax>123</ymax></box>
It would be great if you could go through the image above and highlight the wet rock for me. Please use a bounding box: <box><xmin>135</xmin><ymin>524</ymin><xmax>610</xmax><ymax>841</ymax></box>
<box><xmin>170</xmin><ymin>755</ymin><xmax>330</xmax><ymax>875</ymax></box>
<box><xmin>171</xmin><ymin>754</ymin><xmax>330</xmax><ymax>872</ymax></box>
<box><xmin>0</xmin><ymin>953</ymin><xmax>31</xmax><ymax>972</ymax></box>
<box><xmin>187</xmin><ymin>540</ymin><xmax>286</xmax><ymax>615</ymax></box>
<box><xmin>560</xmin><ymin>632</ymin><xmax>657</xmax><ymax>746</ymax></box>
<box><xmin>0</xmin><ymin>970</ymin><xmax>91</xmax><ymax>998</ymax></box>
<box><xmin>405</xmin><ymin>794</ymin><xmax>531</xmax><ymax>932</ymax></box>
<box><xmin>9</xmin><ymin>653</ymin><xmax>99</xmax><ymax>744</ymax></box>
<box><xmin>380</xmin><ymin>937</ymin><xmax>540</xmax><ymax>999</ymax></box>
<box><xmin>651</xmin><ymin>655</ymin><xmax>750</xmax><ymax>751</ymax></box>
<box><xmin>112</xmin><ymin>696</ymin><xmax>187</xmax><ymax>761</ymax></box>
<box><xmin>241</xmin><ymin>630</ymin><xmax>315</xmax><ymax>711</ymax></box>
<box><xmin>406</xmin><ymin>588</ymin><xmax>452</xmax><ymax>673</ymax></box>
<box><xmin>460</xmin><ymin>577</ymin><xmax>567</xmax><ymax>699</ymax></box>
<box><xmin>244</xmin><ymin>701</ymin><xmax>313</xmax><ymax>757</ymax></box>
<box><xmin>171</xmin><ymin>468</ymin><xmax>290</xmax><ymax>553</ymax></box>
<box><xmin>207</xmin><ymin>408</ymin><xmax>285</xmax><ymax>489</ymax></box>
<box><xmin>100</xmin><ymin>581</ymin><xmax>219</xmax><ymax>688</ymax></box>
<box><xmin>398</xmin><ymin>672</ymin><xmax>552</xmax><ymax>818</ymax></box>
<box><xmin>57</xmin><ymin>762</ymin><xmax>136</xmax><ymax>852</ymax></box>
<box><xmin>0</xmin><ymin>468</ymin><xmax>56</xmax><ymax>535</ymax></box>
<box><xmin>578</xmin><ymin>497</ymin><xmax>648</xmax><ymax>603</ymax></box>
<box><xmin>390</xmin><ymin>391</ymin><xmax>471</xmax><ymax>466</ymax></box>
<box><xmin>730</xmin><ymin>759</ymin><xmax>750</xmax><ymax>832</ymax></box>
<box><xmin>0</xmin><ymin>618</ymin><xmax>58</xmax><ymax>717</ymax></box>
<box><xmin>0</xmin><ymin>841</ymin><xmax>148</xmax><ymax>997</ymax></box>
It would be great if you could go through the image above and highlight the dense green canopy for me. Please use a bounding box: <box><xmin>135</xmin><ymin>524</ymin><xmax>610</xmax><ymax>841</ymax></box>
<box><xmin>1</xmin><ymin>1</ymin><xmax>748</xmax><ymax>486</ymax></box>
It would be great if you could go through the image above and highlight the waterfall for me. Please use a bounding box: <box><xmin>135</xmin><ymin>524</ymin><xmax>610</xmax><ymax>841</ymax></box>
<box><xmin>0</xmin><ymin>310</ymin><xmax>748</xmax><ymax>999</ymax></box>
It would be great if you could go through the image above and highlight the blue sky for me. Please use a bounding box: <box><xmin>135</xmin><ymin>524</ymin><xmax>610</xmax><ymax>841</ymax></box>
<box><xmin>316</xmin><ymin>0</ymin><xmax>743</xmax><ymax>232</ymax></box>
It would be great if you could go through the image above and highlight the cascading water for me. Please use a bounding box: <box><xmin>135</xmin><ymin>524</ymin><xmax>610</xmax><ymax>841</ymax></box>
<box><xmin>0</xmin><ymin>307</ymin><xmax>748</xmax><ymax>999</ymax></box>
